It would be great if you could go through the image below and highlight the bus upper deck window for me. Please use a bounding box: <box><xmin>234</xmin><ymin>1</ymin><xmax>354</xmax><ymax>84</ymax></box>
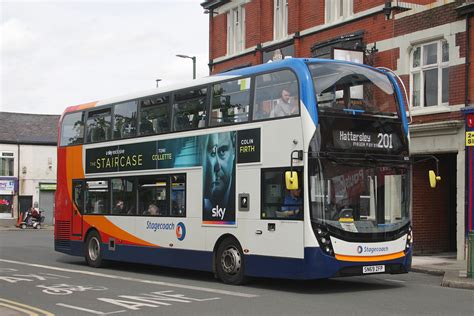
<box><xmin>113</xmin><ymin>101</ymin><xmax>137</xmax><ymax>139</ymax></box>
<box><xmin>211</xmin><ymin>78</ymin><xmax>251</xmax><ymax>126</ymax></box>
<box><xmin>139</xmin><ymin>95</ymin><xmax>170</xmax><ymax>136</ymax></box>
<box><xmin>60</xmin><ymin>112</ymin><xmax>84</xmax><ymax>146</ymax></box>
<box><xmin>253</xmin><ymin>70</ymin><xmax>299</xmax><ymax>121</ymax></box>
<box><xmin>172</xmin><ymin>87</ymin><xmax>207</xmax><ymax>131</ymax></box>
<box><xmin>86</xmin><ymin>109</ymin><xmax>112</xmax><ymax>143</ymax></box>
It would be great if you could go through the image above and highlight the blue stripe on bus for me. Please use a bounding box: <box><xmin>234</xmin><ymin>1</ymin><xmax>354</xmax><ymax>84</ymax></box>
<box><xmin>59</xmin><ymin>240</ymin><xmax>411</xmax><ymax>280</ymax></box>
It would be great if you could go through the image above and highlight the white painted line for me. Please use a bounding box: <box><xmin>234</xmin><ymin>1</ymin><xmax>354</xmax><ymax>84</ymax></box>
<box><xmin>56</xmin><ymin>303</ymin><xmax>126</xmax><ymax>315</ymax></box>
<box><xmin>0</xmin><ymin>259</ymin><xmax>258</xmax><ymax>298</ymax></box>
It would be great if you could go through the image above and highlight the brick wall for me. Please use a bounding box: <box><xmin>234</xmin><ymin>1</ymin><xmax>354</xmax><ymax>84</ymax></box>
<box><xmin>354</xmin><ymin>0</ymin><xmax>384</xmax><ymax>13</ymax></box>
<box><xmin>212</xmin><ymin>53</ymin><xmax>259</xmax><ymax>74</ymax></box>
<box><xmin>245</xmin><ymin>1</ymin><xmax>260</xmax><ymax>48</ymax></box>
<box><xmin>212</xmin><ymin>13</ymin><xmax>227</xmax><ymax>59</ymax></box>
<box><xmin>298</xmin><ymin>0</ymin><xmax>324</xmax><ymax>31</ymax></box>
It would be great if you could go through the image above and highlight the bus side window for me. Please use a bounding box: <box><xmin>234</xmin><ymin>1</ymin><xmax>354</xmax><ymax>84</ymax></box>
<box><xmin>139</xmin><ymin>95</ymin><xmax>170</xmax><ymax>136</ymax></box>
<box><xmin>86</xmin><ymin>109</ymin><xmax>112</xmax><ymax>143</ymax></box>
<box><xmin>84</xmin><ymin>180</ymin><xmax>110</xmax><ymax>215</ymax></box>
<box><xmin>261</xmin><ymin>169</ymin><xmax>303</xmax><ymax>220</ymax></box>
<box><xmin>210</xmin><ymin>78</ymin><xmax>251</xmax><ymax>126</ymax></box>
<box><xmin>113</xmin><ymin>101</ymin><xmax>137</xmax><ymax>139</ymax></box>
<box><xmin>72</xmin><ymin>180</ymin><xmax>84</xmax><ymax>214</ymax></box>
<box><xmin>253</xmin><ymin>70</ymin><xmax>299</xmax><ymax>121</ymax></box>
<box><xmin>172</xmin><ymin>87</ymin><xmax>207</xmax><ymax>131</ymax></box>
<box><xmin>60</xmin><ymin>112</ymin><xmax>84</xmax><ymax>146</ymax></box>
<box><xmin>138</xmin><ymin>176</ymin><xmax>169</xmax><ymax>216</ymax></box>
<box><xmin>170</xmin><ymin>174</ymin><xmax>186</xmax><ymax>217</ymax></box>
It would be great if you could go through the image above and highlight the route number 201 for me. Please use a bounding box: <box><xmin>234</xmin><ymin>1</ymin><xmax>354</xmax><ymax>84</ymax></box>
<box><xmin>377</xmin><ymin>133</ymin><xmax>393</xmax><ymax>149</ymax></box>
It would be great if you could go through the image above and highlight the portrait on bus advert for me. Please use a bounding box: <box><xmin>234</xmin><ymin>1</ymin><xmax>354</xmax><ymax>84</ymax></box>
<box><xmin>202</xmin><ymin>131</ymin><xmax>236</xmax><ymax>225</ymax></box>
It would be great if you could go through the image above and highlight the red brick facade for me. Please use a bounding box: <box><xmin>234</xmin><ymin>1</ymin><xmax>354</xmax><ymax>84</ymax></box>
<box><xmin>203</xmin><ymin>0</ymin><xmax>472</xmax><ymax>255</ymax></box>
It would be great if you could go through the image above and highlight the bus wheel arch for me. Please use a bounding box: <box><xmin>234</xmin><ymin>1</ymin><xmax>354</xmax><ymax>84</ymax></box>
<box><xmin>84</xmin><ymin>228</ymin><xmax>107</xmax><ymax>268</ymax></box>
<box><xmin>213</xmin><ymin>234</ymin><xmax>247</xmax><ymax>285</ymax></box>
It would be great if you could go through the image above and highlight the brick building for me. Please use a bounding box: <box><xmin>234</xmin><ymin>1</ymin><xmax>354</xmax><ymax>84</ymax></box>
<box><xmin>201</xmin><ymin>0</ymin><xmax>474</xmax><ymax>259</ymax></box>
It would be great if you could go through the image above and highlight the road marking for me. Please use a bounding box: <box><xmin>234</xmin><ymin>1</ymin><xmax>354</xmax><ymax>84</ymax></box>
<box><xmin>56</xmin><ymin>303</ymin><xmax>125</xmax><ymax>315</ymax></box>
<box><xmin>0</xmin><ymin>298</ymin><xmax>54</xmax><ymax>316</ymax></box>
<box><xmin>0</xmin><ymin>259</ymin><xmax>258</xmax><ymax>298</ymax></box>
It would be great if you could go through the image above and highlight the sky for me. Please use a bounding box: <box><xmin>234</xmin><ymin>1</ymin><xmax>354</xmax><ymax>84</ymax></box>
<box><xmin>0</xmin><ymin>0</ymin><xmax>209</xmax><ymax>114</ymax></box>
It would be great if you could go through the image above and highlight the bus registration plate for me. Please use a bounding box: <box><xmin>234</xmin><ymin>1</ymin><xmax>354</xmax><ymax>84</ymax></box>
<box><xmin>362</xmin><ymin>265</ymin><xmax>385</xmax><ymax>274</ymax></box>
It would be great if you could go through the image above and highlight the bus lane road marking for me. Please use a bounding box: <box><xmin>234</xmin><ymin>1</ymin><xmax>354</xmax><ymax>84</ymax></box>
<box><xmin>0</xmin><ymin>259</ymin><xmax>258</xmax><ymax>298</ymax></box>
<box><xmin>0</xmin><ymin>298</ymin><xmax>54</xmax><ymax>316</ymax></box>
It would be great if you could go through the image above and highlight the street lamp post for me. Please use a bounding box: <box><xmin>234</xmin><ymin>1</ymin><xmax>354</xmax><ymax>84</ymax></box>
<box><xmin>176</xmin><ymin>54</ymin><xmax>196</xmax><ymax>79</ymax></box>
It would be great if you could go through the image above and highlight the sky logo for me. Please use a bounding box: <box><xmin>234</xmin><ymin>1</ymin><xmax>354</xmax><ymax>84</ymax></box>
<box><xmin>176</xmin><ymin>222</ymin><xmax>186</xmax><ymax>241</ymax></box>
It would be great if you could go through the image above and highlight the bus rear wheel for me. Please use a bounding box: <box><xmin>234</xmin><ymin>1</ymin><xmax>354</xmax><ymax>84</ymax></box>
<box><xmin>85</xmin><ymin>231</ymin><xmax>106</xmax><ymax>268</ymax></box>
<box><xmin>216</xmin><ymin>238</ymin><xmax>247</xmax><ymax>285</ymax></box>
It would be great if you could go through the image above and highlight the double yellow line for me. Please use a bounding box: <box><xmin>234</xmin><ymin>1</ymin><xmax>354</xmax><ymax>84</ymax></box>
<box><xmin>0</xmin><ymin>298</ymin><xmax>54</xmax><ymax>316</ymax></box>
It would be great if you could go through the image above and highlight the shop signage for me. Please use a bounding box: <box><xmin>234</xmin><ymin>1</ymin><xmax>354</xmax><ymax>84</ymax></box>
<box><xmin>0</xmin><ymin>180</ymin><xmax>15</xmax><ymax>195</ymax></box>
<box><xmin>39</xmin><ymin>183</ymin><xmax>57</xmax><ymax>191</ymax></box>
<box><xmin>466</xmin><ymin>131</ymin><xmax>474</xmax><ymax>147</ymax></box>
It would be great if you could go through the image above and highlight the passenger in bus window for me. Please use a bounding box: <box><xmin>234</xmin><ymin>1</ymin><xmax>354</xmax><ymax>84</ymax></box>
<box><xmin>203</xmin><ymin>132</ymin><xmax>236</xmax><ymax>219</ymax></box>
<box><xmin>112</xmin><ymin>200</ymin><xmax>124</xmax><ymax>214</ymax></box>
<box><xmin>270</xmin><ymin>89</ymin><xmax>298</xmax><ymax>118</ymax></box>
<box><xmin>277</xmin><ymin>187</ymin><xmax>303</xmax><ymax>219</ymax></box>
<box><xmin>145</xmin><ymin>203</ymin><xmax>159</xmax><ymax>216</ymax></box>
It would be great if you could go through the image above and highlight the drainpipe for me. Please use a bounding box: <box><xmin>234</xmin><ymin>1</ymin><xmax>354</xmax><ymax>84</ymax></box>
<box><xmin>466</xmin><ymin>14</ymin><xmax>471</xmax><ymax>107</ymax></box>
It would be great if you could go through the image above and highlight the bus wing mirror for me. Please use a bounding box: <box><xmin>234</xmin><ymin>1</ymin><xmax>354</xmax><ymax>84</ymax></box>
<box><xmin>285</xmin><ymin>171</ymin><xmax>299</xmax><ymax>190</ymax></box>
<box><xmin>428</xmin><ymin>170</ymin><xmax>441</xmax><ymax>188</ymax></box>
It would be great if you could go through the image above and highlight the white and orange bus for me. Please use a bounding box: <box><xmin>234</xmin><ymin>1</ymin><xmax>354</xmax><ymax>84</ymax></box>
<box><xmin>55</xmin><ymin>58</ymin><xmax>413</xmax><ymax>284</ymax></box>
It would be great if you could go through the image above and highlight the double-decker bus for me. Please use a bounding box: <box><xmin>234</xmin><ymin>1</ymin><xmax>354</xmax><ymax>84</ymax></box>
<box><xmin>55</xmin><ymin>58</ymin><xmax>413</xmax><ymax>284</ymax></box>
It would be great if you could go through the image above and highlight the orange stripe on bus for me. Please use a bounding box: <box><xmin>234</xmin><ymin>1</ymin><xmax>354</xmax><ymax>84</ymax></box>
<box><xmin>66</xmin><ymin>146</ymin><xmax>84</xmax><ymax>199</ymax></box>
<box><xmin>84</xmin><ymin>216</ymin><xmax>158</xmax><ymax>247</ymax></box>
<box><xmin>77</xmin><ymin>101</ymin><xmax>98</xmax><ymax>110</ymax></box>
<box><xmin>335</xmin><ymin>251</ymin><xmax>405</xmax><ymax>262</ymax></box>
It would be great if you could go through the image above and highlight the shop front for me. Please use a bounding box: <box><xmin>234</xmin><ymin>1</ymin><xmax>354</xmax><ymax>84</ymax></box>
<box><xmin>0</xmin><ymin>178</ymin><xmax>17</xmax><ymax>219</ymax></box>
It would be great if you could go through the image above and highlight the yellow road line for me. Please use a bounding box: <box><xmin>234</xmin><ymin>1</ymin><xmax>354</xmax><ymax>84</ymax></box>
<box><xmin>0</xmin><ymin>302</ymin><xmax>38</xmax><ymax>316</ymax></box>
<box><xmin>0</xmin><ymin>298</ymin><xmax>54</xmax><ymax>316</ymax></box>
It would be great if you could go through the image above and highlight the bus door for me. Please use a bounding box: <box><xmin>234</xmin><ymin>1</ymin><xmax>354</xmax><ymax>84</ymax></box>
<box><xmin>71</xmin><ymin>180</ymin><xmax>84</xmax><ymax>237</ymax></box>
<box><xmin>248</xmin><ymin>169</ymin><xmax>305</xmax><ymax>259</ymax></box>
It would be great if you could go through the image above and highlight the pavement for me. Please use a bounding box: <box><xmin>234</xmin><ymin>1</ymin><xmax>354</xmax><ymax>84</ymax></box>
<box><xmin>0</xmin><ymin>223</ymin><xmax>473</xmax><ymax>290</ymax></box>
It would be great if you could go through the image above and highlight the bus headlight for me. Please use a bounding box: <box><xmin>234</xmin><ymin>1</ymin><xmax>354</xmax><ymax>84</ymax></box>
<box><xmin>405</xmin><ymin>226</ymin><xmax>413</xmax><ymax>251</ymax></box>
<box><xmin>313</xmin><ymin>224</ymin><xmax>334</xmax><ymax>256</ymax></box>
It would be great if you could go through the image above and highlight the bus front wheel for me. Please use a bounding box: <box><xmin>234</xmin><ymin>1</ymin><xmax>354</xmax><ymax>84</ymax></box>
<box><xmin>85</xmin><ymin>230</ymin><xmax>106</xmax><ymax>268</ymax></box>
<box><xmin>216</xmin><ymin>238</ymin><xmax>247</xmax><ymax>285</ymax></box>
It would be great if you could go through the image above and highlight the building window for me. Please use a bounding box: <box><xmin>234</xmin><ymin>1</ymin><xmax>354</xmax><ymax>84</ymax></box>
<box><xmin>274</xmin><ymin>0</ymin><xmax>288</xmax><ymax>40</ymax></box>
<box><xmin>0</xmin><ymin>152</ymin><xmax>14</xmax><ymax>177</ymax></box>
<box><xmin>227</xmin><ymin>5</ymin><xmax>245</xmax><ymax>55</ymax></box>
<box><xmin>410</xmin><ymin>40</ymin><xmax>449</xmax><ymax>108</ymax></box>
<box><xmin>325</xmin><ymin>0</ymin><xmax>353</xmax><ymax>23</ymax></box>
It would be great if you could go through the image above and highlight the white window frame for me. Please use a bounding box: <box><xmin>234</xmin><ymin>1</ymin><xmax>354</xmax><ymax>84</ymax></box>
<box><xmin>0</xmin><ymin>152</ymin><xmax>15</xmax><ymax>177</ymax></box>
<box><xmin>227</xmin><ymin>5</ymin><xmax>245</xmax><ymax>55</ymax></box>
<box><xmin>325</xmin><ymin>0</ymin><xmax>353</xmax><ymax>24</ymax></box>
<box><xmin>409</xmin><ymin>39</ymin><xmax>449</xmax><ymax>109</ymax></box>
<box><xmin>274</xmin><ymin>0</ymin><xmax>288</xmax><ymax>40</ymax></box>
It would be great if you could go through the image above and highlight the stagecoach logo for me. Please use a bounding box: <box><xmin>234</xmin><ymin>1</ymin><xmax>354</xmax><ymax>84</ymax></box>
<box><xmin>357</xmin><ymin>245</ymin><xmax>389</xmax><ymax>254</ymax></box>
<box><xmin>176</xmin><ymin>222</ymin><xmax>186</xmax><ymax>241</ymax></box>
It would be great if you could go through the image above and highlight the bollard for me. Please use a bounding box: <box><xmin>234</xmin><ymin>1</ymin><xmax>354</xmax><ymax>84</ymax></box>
<box><xmin>469</xmin><ymin>232</ymin><xmax>474</xmax><ymax>278</ymax></box>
